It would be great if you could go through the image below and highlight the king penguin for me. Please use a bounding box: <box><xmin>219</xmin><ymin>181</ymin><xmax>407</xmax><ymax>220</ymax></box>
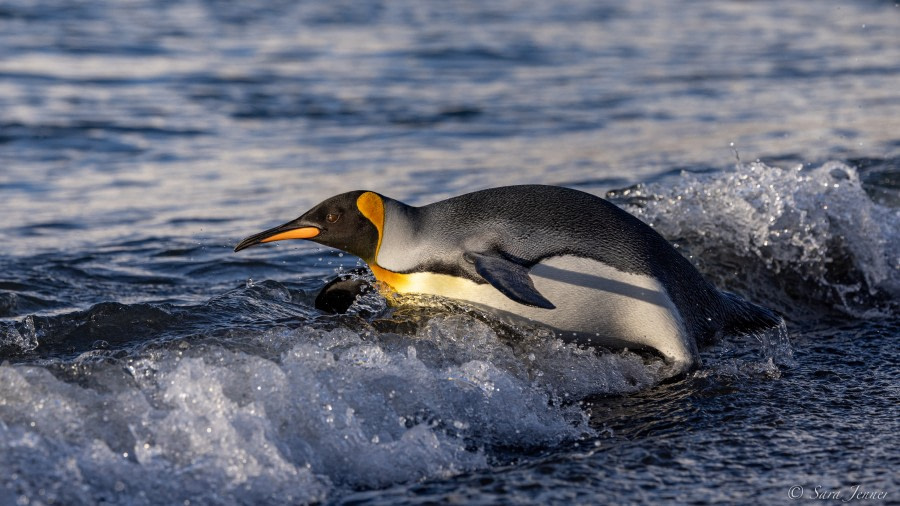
<box><xmin>234</xmin><ymin>185</ymin><xmax>781</xmax><ymax>372</ymax></box>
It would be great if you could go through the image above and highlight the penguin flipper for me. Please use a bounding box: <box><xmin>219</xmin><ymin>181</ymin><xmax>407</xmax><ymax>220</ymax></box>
<box><xmin>466</xmin><ymin>252</ymin><xmax>556</xmax><ymax>309</ymax></box>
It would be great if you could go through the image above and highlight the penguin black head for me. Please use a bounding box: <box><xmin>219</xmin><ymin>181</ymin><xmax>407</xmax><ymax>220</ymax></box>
<box><xmin>234</xmin><ymin>190</ymin><xmax>383</xmax><ymax>262</ymax></box>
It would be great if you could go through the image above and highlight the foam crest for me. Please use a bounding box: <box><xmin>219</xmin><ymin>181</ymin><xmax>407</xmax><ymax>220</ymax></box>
<box><xmin>4</xmin><ymin>310</ymin><xmax>663</xmax><ymax>502</ymax></box>
<box><xmin>0</xmin><ymin>315</ymin><xmax>39</xmax><ymax>356</ymax></box>
<box><xmin>611</xmin><ymin>161</ymin><xmax>899</xmax><ymax>315</ymax></box>
<box><xmin>0</xmin><ymin>361</ymin><xmax>330</xmax><ymax>505</ymax></box>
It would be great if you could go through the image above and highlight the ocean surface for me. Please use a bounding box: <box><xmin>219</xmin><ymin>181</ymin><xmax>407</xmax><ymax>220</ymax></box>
<box><xmin>1</xmin><ymin>0</ymin><xmax>898</xmax><ymax>504</ymax></box>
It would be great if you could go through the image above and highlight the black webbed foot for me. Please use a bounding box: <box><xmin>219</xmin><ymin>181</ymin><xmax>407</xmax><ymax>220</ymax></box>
<box><xmin>314</xmin><ymin>268</ymin><xmax>374</xmax><ymax>314</ymax></box>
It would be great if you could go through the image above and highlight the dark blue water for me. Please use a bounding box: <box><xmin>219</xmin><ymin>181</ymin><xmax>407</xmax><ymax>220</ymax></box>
<box><xmin>1</xmin><ymin>1</ymin><xmax>898</xmax><ymax>504</ymax></box>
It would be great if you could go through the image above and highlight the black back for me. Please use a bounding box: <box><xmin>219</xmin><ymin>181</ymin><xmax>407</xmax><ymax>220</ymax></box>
<box><xmin>404</xmin><ymin>185</ymin><xmax>754</xmax><ymax>344</ymax></box>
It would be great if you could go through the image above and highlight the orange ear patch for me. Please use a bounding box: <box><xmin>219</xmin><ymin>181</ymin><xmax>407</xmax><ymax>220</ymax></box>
<box><xmin>357</xmin><ymin>192</ymin><xmax>404</xmax><ymax>290</ymax></box>
<box><xmin>356</xmin><ymin>192</ymin><xmax>385</xmax><ymax>257</ymax></box>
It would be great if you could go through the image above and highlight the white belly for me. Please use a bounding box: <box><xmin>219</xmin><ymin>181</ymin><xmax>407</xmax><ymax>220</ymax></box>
<box><xmin>391</xmin><ymin>255</ymin><xmax>698</xmax><ymax>371</ymax></box>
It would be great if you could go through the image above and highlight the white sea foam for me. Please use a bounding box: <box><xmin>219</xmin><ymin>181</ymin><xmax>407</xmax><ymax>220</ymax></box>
<box><xmin>1</xmin><ymin>311</ymin><xmax>661</xmax><ymax>504</ymax></box>
<box><xmin>614</xmin><ymin>161</ymin><xmax>899</xmax><ymax>315</ymax></box>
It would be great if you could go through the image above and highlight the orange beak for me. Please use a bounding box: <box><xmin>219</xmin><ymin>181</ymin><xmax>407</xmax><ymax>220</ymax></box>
<box><xmin>234</xmin><ymin>222</ymin><xmax>320</xmax><ymax>252</ymax></box>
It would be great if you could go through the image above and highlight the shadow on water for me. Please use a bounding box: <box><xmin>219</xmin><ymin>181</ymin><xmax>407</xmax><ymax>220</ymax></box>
<box><xmin>0</xmin><ymin>281</ymin><xmax>321</xmax><ymax>363</ymax></box>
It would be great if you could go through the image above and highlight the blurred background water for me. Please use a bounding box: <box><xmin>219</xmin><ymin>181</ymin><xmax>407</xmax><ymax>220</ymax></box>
<box><xmin>0</xmin><ymin>1</ymin><xmax>898</xmax><ymax>504</ymax></box>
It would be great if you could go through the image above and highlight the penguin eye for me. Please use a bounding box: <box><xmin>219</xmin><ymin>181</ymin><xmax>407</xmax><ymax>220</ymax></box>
<box><xmin>325</xmin><ymin>213</ymin><xmax>341</xmax><ymax>224</ymax></box>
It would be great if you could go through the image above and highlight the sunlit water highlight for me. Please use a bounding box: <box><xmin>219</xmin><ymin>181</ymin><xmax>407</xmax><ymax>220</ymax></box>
<box><xmin>1</xmin><ymin>0</ymin><xmax>898</xmax><ymax>504</ymax></box>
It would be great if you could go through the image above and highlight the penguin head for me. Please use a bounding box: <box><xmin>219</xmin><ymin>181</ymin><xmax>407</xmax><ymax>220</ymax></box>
<box><xmin>234</xmin><ymin>190</ymin><xmax>384</xmax><ymax>263</ymax></box>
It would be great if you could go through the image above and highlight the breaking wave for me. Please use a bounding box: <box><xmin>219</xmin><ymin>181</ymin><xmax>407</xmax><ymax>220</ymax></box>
<box><xmin>3</xmin><ymin>160</ymin><xmax>897</xmax><ymax>503</ymax></box>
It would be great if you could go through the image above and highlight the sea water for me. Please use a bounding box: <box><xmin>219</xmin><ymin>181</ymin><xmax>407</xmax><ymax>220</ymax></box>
<box><xmin>1</xmin><ymin>1</ymin><xmax>898</xmax><ymax>504</ymax></box>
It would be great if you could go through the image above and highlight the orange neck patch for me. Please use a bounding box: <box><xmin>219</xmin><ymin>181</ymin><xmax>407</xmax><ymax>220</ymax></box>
<box><xmin>356</xmin><ymin>191</ymin><xmax>400</xmax><ymax>290</ymax></box>
<box><xmin>368</xmin><ymin>264</ymin><xmax>411</xmax><ymax>295</ymax></box>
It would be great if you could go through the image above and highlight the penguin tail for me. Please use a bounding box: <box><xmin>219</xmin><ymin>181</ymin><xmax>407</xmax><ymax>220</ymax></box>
<box><xmin>719</xmin><ymin>291</ymin><xmax>783</xmax><ymax>335</ymax></box>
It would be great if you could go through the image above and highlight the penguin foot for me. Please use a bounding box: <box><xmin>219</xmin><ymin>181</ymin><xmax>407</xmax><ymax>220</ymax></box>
<box><xmin>314</xmin><ymin>269</ymin><xmax>374</xmax><ymax>314</ymax></box>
